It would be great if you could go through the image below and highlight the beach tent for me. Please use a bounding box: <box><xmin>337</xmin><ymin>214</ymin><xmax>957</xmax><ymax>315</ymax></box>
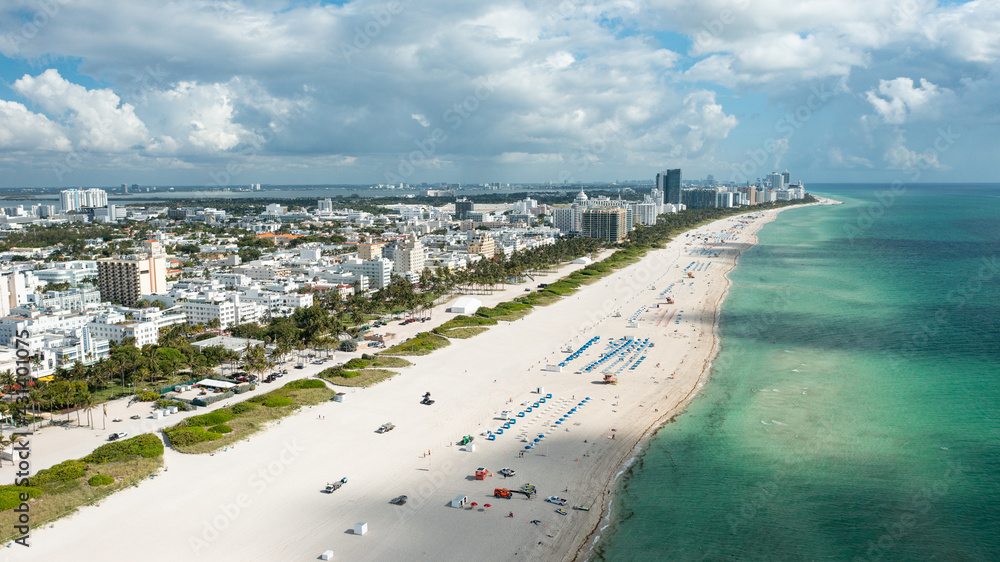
<box><xmin>451</xmin><ymin>495</ymin><xmax>469</xmax><ymax>508</ymax></box>
<box><xmin>354</xmin><ymin>522</ymin><xmax>368</xmax><ymax>535</ymax></box>
<box><xmin>449</xmin><ymin>297</ymin><xmax>483</xmax><ymax>314</ymax></box>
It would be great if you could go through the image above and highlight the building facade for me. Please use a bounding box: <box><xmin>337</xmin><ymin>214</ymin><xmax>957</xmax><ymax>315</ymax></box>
<box><xmin>581</xmin><ymin>208</ymin><xmax>627</xmax><ymax>243</ymax></box>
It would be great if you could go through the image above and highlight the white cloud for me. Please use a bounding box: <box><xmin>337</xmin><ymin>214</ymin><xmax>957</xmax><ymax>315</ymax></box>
<box><xmin>865</xmin><ymin>77</ymin><xmax>954</xmax><ymax>124</ymax></box>
<box><xmin>0</xmin><ymin>100</ymin><xmax>72</xmax><ymax>151</ymax></box>
<box><xmin>13</xmin><ymin>69</ymin><xmax>150</xmax><ymax>151</ymax></box>
<box><xmin>883</xmin><ymin>133</ymin><xmax>945</xmax><ymax>170</ymax></box>
<box><xmin>411</xmin><ymin>114</ymin><xmax>430</xmax><ymax>127</ymax></box>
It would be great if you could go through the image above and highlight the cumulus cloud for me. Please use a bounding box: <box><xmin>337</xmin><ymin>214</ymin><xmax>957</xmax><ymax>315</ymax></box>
<box><xmin>865</xmin><ymin>77</ymin><xmax>954</xmax><ymax>124</ymax></box>
<box><xmin>0</xmin><ymin>0</ymin><xmax>996</xmax><ymax>184</ymax></box>
<box><xmin>13</xmin><ymin>69</ymin><xmax>150</xmax><ymax>151</ymax></box>
<box><xmin>0</xmin><ymin>100</ymin><xmax>72</xmax><ymax>151</ymax></box>
<box><xmin>883</xmin><ymin>133</ymin><xmax>945</xmax><ymax>170</ymax></box>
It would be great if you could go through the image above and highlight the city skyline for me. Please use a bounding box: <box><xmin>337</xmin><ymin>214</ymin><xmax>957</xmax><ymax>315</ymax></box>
<box><xmin>0</xmin><ymin>1</ymin><xmax>996</xmax><ymax>188</ymax></box>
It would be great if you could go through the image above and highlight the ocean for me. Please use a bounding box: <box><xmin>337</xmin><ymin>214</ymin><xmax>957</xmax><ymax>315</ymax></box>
<box><xmin>592</xmin><ymin>184</ymin><xmax>1000</xmax><ymax>561</ymax></box>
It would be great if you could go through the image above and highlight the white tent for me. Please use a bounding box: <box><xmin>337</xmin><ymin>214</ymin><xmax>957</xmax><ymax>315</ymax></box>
<box><xmin>449</xmin><ymin>297</ymin><xmax>482</xmax><ymax>314</ymax></box>
<box><xmin>572</xmin><ymin>257</ymin><xmax>593</xmax><ymax>265</ymax></box>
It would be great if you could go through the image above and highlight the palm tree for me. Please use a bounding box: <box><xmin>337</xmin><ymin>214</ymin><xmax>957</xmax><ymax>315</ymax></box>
<box><xmin>81</xmin><ymin>393</ymin><xmax>97</xmax><ymax>428</ymax></box>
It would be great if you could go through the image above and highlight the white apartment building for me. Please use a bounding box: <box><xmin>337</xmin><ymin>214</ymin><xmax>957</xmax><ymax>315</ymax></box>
<box><xmin>88</xmin><ymin>311</ymin><xmax>160</xmax><ymax>347</ymax></box>
<box><xmin>392</xmin><ymin>234</ymin><xmax>425</xmax><ymax>282</ymax></box>
<box><xmin>180</xmin><ymin>300</ymin><xmax>237</xmax><ymax>329</ymax></box>
<box><xmin>342</xmin><ymin>257</ymin><xmax>392</xmax><ymax>290</ymax></box>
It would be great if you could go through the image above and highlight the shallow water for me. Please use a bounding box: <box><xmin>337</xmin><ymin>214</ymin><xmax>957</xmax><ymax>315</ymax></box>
<box><xmin>593</xmin><ymin>184</ymin><xmax>1000</xmax><ymax>561</ymax></box>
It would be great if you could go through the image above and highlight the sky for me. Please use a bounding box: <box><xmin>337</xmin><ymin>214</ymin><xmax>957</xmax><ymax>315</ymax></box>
<box><xmin>0</xmin><ymin>0</ymin><xmax>997</xmax><ymax>188</ymax></box>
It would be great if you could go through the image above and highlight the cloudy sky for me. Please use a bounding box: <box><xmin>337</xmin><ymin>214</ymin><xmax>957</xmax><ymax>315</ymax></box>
<box><xmin>0</xmin><ymin>0</ymin><xmax>996</xmax><ymax>188</ymax></box>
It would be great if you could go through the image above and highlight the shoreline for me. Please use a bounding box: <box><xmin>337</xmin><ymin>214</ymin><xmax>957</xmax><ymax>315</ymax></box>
<box><xmin>7</xmin><ymin>199</ymin><xmax>838</xmax><ymax>562</ymax></box>
<box><xmin>568</xmin><ymin>197</ymin><xmax>840</xmax><ymax>562</ymax></box>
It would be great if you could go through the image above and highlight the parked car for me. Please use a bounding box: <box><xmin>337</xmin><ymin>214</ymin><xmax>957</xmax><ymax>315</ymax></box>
<box><xmin>499</xmin><ymin>468</ymin><xmax>516</xmax><ymax>477</ymax></box>
<box><xmin>390</xmin><ymin>495</ymin><xmax>407</xmax><ymax>505</ymax></box>
<box><xmin>546</xmin><ymin>496</ymin><xmax>567</xmax><ymax>506</ymax></box>
<box><xmin>108</xmin><ymin>432</ymin><xmax>128</xmax><ymax>441</ymax></box>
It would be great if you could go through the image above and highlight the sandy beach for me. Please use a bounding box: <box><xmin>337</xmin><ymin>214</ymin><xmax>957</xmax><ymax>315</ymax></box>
<box><xmin>3</xmin><ymin>200</ymin><xmax>835</xmax><ymax>561</ymax></box>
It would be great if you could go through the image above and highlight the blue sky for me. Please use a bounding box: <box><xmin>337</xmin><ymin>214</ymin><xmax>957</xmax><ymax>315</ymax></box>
<box><xmin>0</xmin><ymin>0</ymin><xmax>996</xmax><ymax>187</ymax></box>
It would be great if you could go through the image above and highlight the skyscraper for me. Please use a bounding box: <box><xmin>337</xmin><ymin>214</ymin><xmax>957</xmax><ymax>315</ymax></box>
<box><xmin>657</xmin><ymin>169</ymin><xmax>682</xmax><ymax>205</ymax></box>
<box><xmin>581</xmin><ymin>207</ymin><xmax>627</xmax><ymax>243</ymax></box>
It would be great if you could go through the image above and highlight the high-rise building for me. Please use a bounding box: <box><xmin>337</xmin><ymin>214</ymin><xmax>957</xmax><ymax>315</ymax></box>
<box><xmin>393</xmin><ymin>234</ymin><xmax>425</xmax><ymax>280</ymax></box>
<box><xmin>681</xmin><ymin>188</ymin><xmax>718</xmax><ymax>209</ymax></box>
<box><xmin>60</xmin><ymin>188</ymin><xmax>108</xmax><ymax>212</ymax></box>
<box><xmin>455</xmin><ymin>198</ymin><xmax>474</xmax><ymax>220</ymax></box>
<box><xmin>657</xmin><ymin>169</ymin><xmax>682</xmax><ymax>205</ymax></box>
<box><xmin>581</xmin><ymin>208</ymin><xmax>627</xmax><ymax>244</ymax></box>
<box><xmin>769</xmin><ymin>172</ymin><xmax>785</xmax><ymax>191</ymax></box>
<box><xmin>781</xmin><ymin>170</ymin><xmax>791</xmax><ymax>186</ymax></box>
<box><xmin>96</xmin><ymin>243</ymin><xmax>167</xmax><ymax>306</ymax></box>
<box><xmin>318</xmin><ymin>198</ymin><xmax>333</xmax><ymax>213</ymax></box>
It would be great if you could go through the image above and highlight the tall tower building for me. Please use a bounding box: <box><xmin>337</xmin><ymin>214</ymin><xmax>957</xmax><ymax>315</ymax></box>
<box><xmin>781</xmin><ymin>170</ymin><xmax>790</xmax><ymax>186</ymax></box>
<box><xmin>657</xmin><ymin>169</ymin><xmax>682</xmax><ymax>205</ymax></box>
<box><xmin>455</xmin><ymin>198</ymin><xmax>474</xmax><ymax>220</ymax></box>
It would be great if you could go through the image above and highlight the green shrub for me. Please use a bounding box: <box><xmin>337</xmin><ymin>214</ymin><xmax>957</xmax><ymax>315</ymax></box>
<box><xmin>208</xmin><ymin>424</ymin><xmax>233</xmax><ymax>434</ymax></box>
<box><xmin>0</xmin><ymin>486</ymin><xmax>43</xmax><ymax>511</ymax></box>
<box><xmin>230</xmin><ymin>402</ymin><xmax>257</xmax><ymax>415</ymax></box>
<box><xmin>339</xmin><ymin>340</ymin><xmax>358</xmax><ymax>352</ymax></box>
<box><xmin>262</xmin><ymin>396</ymin><xmax>293</xmax><ymax>407</ymax></box>
<box><xmin>247</xmin><ymin>394</ymin><xmax>269</xmax><ymax>403</ymax></box>
<box><xmin>283</xmin><ymin>379</ymin><xmax>325</xmax><ymax>389</ymax></box>
<box><xmin>84</xmin><ymin>434</ymin><xmax>164</xmax><ymax>464</ymax></box>
<box><xmin>32</xmin><ymin>460</ymin><xmax>86</xmax><ymax>486</ymax></box>
<box><xmin>342</xmin><ymin>358</ymin><xmax>368</xmax><ymax>370</ymax></box>
<box><xmin>165</xmin><ymin>427</ymin><xmax>223</xmax><ymax>447</ymax></box>
<box><xmin>137</xmin><ymin>390</ymin><xmax>160</xmax><ymax>401</ymax></box>
<box><xmin>87</xmin><ymin>474</ymin><xmax>114</xmax><ymax>487</ymax></box>
<box><xmin>185</xmin><ymin>411</ymin><xmax>234</xmax><ymax>427</ymax></box>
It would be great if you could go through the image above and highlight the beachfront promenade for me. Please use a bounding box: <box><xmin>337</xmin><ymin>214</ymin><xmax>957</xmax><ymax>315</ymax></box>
<box><xmin>5</xmin><ymin>201</ymin><xmax>834</xmax><ymax>562</ymax></box>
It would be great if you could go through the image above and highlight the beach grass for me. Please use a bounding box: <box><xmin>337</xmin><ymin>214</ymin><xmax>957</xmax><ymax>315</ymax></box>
<box><xmin>435</xmin><ymin>327</ymin><xmax>490</xmax><ymax>339</ymax></box>
<box><xmin>163</xmin><ymin>383</ymin><xmax>334</xmax><ymax>454</ymax></box>
<box><xmin>320</xmin><ymin>368</ymin><xmax>396</xmax><ymax>387</ymax></box>
<box><xmin>367</xmin><ymin>356</ymin><xmax>412</xmax><ymax>368</ymax></box>
<box><xmin>381</xmin><ymin>332</ymin><xmax>451</xmax><ymax>356</ymax></box>
<box><xmin>0</xmin><ymin>435</ymin><xmax>164</xmax><ymax>543</ymax></box>
<box><xmin>475</xmin><ymin>301</ymin><xmax>533</xmax><ymax>321</ymax></box>
<box><xmin>433</xmin><ymin>315</ymin><xmax>497</xmax><ymax>339</ymax></box>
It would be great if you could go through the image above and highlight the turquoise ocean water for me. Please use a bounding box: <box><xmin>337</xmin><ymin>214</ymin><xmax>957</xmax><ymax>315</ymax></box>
<box><xmin>593</xmin><ymin>184</ymin><xmax>1000</xmax><ymax>561</ymax></box>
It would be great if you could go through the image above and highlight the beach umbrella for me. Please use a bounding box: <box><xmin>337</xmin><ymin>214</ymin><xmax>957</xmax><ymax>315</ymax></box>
<box><xmin>524</xmin><ymin>445</ymin><xmax>531</xmax><ymax>450</ymax></box>
<box><xmin>485</xmin><ymin>504</ymin><xmax>491</xmax><ymax>510</ymax></box>
<box><xmin>471</xmin><ymin>502</ymin><xmax>478</xmax><ymax>509</ymax></box>
<box><xmin>533</xmin><ymin>438</ymin><xmax>540</xmax><ymax>443</ymax></box>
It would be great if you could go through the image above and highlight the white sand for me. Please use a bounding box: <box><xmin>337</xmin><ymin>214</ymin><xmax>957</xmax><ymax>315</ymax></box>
<box><xmin>4</xmin><ymin>201</ymin><xmax>835</xmax><ymax>561</ymax></box>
